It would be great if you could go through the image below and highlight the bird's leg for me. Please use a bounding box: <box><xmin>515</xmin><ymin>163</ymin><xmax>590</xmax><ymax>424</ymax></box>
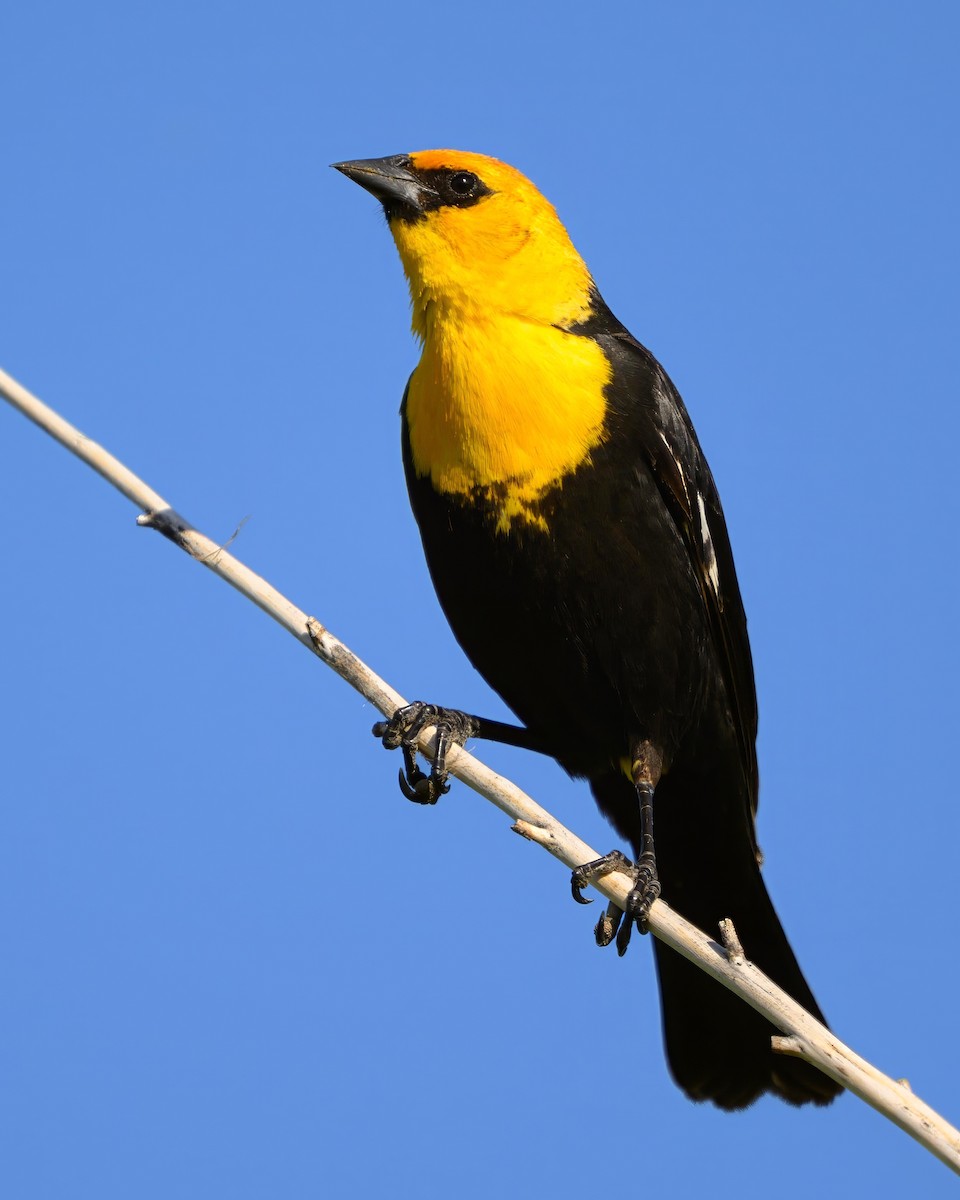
<box><xmin>620</xmin><ymin>748</ymin><xmax>662</xmax><ymax>949</ymax></box>
<box><xmin>571</xmin><ymin>741</ymin><xmax>663</xmax><ymax>955</ymax></box>
<box><xmin>373</xmin><ymin>702</ymin><xmax>552</xmax><ymax>804</ymax></box>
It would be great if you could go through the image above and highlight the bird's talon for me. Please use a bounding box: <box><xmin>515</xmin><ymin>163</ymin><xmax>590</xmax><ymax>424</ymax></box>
<box><xmin>624</xmin><ymin>875</ymin><xmax>661</xmax><ymax>936</ymax></box>
<box><xmin>397</xmin><ymin>767</ymin><xmax>422</xmax><ymax>802</ymax></box>
<box><xmin>398</xmin><ymin>767</ymin><xmax>445</xmax><ymax>806</ymax></box>
<box><xmin>374</xmin><ymin>701</ymin><xmax>479</xmax><ymax>806</ymax></box>
<box><xmin>595</xmin><ymin>904</ymin><xmax>622</xmax><ymax>946</ymax></box>
<box><xmin>573</xmin><ymin>848</ymin><xmax>660</xmax><ymax>950</ymax></box>
<box><xmin>570</xmin><ymin>870</ymin><xmax>594</xmax><ymax>905</ymax></box>
<box><xmin>373</xmin><ymin>703</ymin><xmax>429</xmax><ymax>751</ymax></box>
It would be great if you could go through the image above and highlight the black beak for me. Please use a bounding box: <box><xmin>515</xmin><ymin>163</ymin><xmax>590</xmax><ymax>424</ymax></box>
<box><xmin>332</xmin><ymin>154</ymin><xmax>432</xmax><ymax>217</ymax></box>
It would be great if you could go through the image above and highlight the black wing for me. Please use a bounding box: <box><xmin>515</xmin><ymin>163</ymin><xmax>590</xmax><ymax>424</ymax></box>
<box><xmin>574</xmin><ymin>298</ymin><xmax>760</xmax><ymax>822</ymax></box>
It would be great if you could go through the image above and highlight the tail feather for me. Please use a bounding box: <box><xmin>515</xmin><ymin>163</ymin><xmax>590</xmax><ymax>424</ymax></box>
<box><xmin>652</xmin><ymin>891</ymin><xmax>838</xmax><ymax>1109</ymax></box>
<box><xmin>590</xmin><ymin>767</ymin><xmax>841</xmax><ymax>1108</ymax></box>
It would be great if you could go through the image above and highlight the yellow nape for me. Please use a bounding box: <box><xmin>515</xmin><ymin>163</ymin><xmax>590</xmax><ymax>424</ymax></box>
<box><xmin>393</xmin><ymin>150</ymin><xmax>612</xmax><ymax>530</ymax></box>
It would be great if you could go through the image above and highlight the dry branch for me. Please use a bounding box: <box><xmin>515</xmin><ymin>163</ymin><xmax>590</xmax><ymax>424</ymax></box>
<box><xmin>2</xmin><ymin>363</ymin><xmax>959</xmax><ymax>1175</ymax></box>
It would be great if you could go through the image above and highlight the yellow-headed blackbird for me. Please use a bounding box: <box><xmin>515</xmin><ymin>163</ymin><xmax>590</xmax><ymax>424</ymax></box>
<box><xmin>335</xmin><ymin>150</ymin><xmax>840</xmax><ymax>1110</ymax></box>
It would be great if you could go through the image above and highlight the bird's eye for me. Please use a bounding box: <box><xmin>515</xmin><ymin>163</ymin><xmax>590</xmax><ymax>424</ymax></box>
<box><xmin>415</xmin><ymin>167</ymin><xmax>489</xmax><ymax>211</ymax></box>
<box><xmin>448</xmin><ymin>171</ymin><xmax>479</xmax><ymax>196</ymax></box>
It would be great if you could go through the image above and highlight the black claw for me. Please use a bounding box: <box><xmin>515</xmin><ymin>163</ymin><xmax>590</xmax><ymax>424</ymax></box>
<box><xmin>374</xmin><ymin>702</ymin><xmax>478</xmax><ymax>806</ymax></box>
<box><xmin>570</xmin><ymin>871</ymin><xmax>593</xmax><ymax>905</ymax></box>
<box><xmin>569</xmin><ymin>849</ymin><xmax>631</xmax><ymax>911</ymax></box>
<box><xmin>400</xmin><ymin>743</ymin><xmax>419</xmax><ymax>787</ymax></box>
<box><xmin>571</xmin><ymin>847</ymin><xmax>660</xmax><ymax>953</ymax></box>
<box><xmin>623</xmin><ymin>874</ymin><xmax>661</xmax><ymax>937</ymax></box>
<box><xmin>397</xmin><ymin>767</ymin><xmax>421</xmax><ymax>802</ymax></box>
<box><xmin>397</xmin><ymin>765</ymin><xmax>445</xmax><ymax>806</ymax></box>
<box><xmin>595</xmin><ymin>904</ymin><xmax>622</xmax><ymax>947</ymax></box>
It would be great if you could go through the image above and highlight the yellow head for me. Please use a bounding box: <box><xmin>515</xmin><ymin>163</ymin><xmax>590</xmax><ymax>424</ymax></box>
<box><xmin>333</xmin><ymin>150</ymin><xmax>595</xmax><ymax>337</ymax></box>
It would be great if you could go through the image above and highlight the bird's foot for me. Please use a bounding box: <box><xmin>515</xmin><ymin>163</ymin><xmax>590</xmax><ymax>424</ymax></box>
<box><xmin>571</xmin><ymin>849</ymin><xmax>661</xmax><ymax>956</ymax></box>
<box><xmin>372</xmin><ymin>702</ymin><xmax>479</xmax><ymax>805</ymax></box>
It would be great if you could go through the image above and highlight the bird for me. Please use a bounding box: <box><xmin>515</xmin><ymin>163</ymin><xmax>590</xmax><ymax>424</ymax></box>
<box><xmin>333</xmin><ymin>150</ymin><xmax>841</xmax><ymax>1110</ymax></box>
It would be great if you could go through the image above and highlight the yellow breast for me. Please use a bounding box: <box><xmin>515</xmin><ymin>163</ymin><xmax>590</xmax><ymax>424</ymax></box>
<box><xmin>406</xmin><ymin>310</ymin><xmax>611</xmax><ymax>531</ymax></box>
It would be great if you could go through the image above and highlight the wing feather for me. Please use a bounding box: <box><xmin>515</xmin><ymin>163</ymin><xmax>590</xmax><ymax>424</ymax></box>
<box><xmin>599</xmin><ymin>326</ymin><xmax>760</xmax><ymax>819</ymax></box>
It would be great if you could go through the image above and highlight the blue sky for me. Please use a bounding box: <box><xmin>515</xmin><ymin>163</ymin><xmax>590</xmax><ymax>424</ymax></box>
<box><xmin>2</xmin><ymin>2</ymin><xmax>959</xmax><ymax>1196</ymax></box>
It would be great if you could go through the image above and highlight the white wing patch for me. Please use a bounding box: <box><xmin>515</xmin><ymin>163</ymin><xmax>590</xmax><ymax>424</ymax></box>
<box><xmin>696</xmin><ymin>490</ymin><xmax>722</xmax><ymax>606</ymax></box>
<box><xmin>657</xmin><ymin>429</ymin><xmax>691</xmax><ymax>509</ymax></box>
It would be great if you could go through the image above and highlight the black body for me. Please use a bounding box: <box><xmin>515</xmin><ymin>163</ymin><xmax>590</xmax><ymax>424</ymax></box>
<box><xmin>402</xmin><ymin>295</ymin><xmax>840</xmax><ymax>1108</ymax></box>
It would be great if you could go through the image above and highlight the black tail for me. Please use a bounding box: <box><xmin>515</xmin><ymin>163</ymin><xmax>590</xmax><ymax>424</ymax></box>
<box><xmin>591</xmin><ymin>768</ymin><xmax>841</xmax><ymax>1109</ymax></box>
<box><xmin>651</xmin><ymin>871</ymin><xmax>839</xmax><ymax>1109</ymax></box>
